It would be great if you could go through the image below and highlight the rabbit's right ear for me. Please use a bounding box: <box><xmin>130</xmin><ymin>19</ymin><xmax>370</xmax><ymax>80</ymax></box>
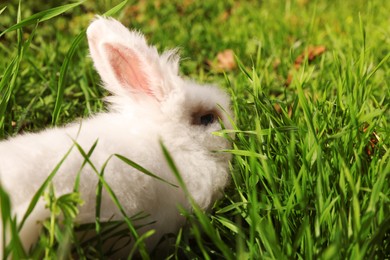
<box><xmin>87</xmin><ymin>17</ymin><xmax>177</xmax><ymax>101</ymax></box>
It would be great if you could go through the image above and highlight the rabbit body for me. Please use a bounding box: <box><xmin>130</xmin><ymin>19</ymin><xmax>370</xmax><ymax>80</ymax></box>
<box><xmin>0</xmin><ymin>17</ymin><xmax>232</xmax><ymax>255</ymax></box>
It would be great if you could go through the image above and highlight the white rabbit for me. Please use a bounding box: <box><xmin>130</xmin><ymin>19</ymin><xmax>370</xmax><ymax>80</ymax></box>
<box><xmin>0</xmin><ymin>17</ymin><xmax>232</xmax><ymax>257</ymax></box>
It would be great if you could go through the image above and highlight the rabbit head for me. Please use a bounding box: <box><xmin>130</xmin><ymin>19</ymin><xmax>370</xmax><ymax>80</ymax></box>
<box><xmin>87</xmin><ymin>17</ymin><xmax>232</xmax><ymax>169</ymax></box>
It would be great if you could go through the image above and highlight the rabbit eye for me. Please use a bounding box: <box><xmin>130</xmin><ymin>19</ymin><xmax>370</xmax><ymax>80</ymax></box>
<box><xmin>200</xmin><ymin>113</ymin><xmax>215</xmax><ymax>126</ymax></box>
<box><xmin>192</xmin><ymin>111</ymin><xmax>218</xmax><ymax>126</ymax></box>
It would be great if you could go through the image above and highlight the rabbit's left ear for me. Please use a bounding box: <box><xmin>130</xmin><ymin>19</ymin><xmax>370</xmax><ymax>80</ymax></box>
<box><xmin>87</xmin><ymin>17</ymin><xmax>179</xmax><ymax>101</ymax></box>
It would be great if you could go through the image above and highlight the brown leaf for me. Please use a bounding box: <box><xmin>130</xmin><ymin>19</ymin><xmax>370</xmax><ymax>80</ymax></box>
<box><xmin>366</xmin><ymin>133</ymin><xmax>379</xmax><ymax>156</ymax></box>
<box><xmin>274</xmin><ymin>103</ymin><xmax>294</xmax><ymax>118</ymax></box>
<box><xmin>294</xmin><ymin>45</ymin><xmax>326</xmax><ymax>69</ymax></box>
<box><xmin>274</xmin><ymin>103</ymin><xmax>282</xmax><ymax>113</ymax></box>
<box><xmin>218</xmin><ymin>11</ymin><xmax>231</xmax><ymax>22</ymax></box>
<box><xmin>217</xmin><ymin>49</ymin><xmax>236</xmax><ymax>70</ymax></box>
<box><xmin>209</xmin><ymin>49</ymin><xmax>236</xmax><ymax>72</ymax></box>
<box><xmin>285</xmin><ymin>45</ymin><xmax>326</xmax><ymax>86</ymax></box>
<box><xmin>285</xmin><ymin>73</ymin><xmax>293</xmax><ymax>86</ymax></box>
<box><xmin>363</xmin><ymin>124</ymin><xmax>380</xmax><ymax>157</ymax></box>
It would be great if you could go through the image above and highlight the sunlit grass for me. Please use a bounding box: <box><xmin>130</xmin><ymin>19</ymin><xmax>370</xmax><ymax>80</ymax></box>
<box><xmin>0</xmin><ymin>0</ymin><xmax>389</xmax><ymax>259</ymax></box>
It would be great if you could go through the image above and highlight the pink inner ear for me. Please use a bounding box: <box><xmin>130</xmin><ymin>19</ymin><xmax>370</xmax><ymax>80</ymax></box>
<box><xmin>105</xmin><ymin>43</ymin><xmax>153</xmax><ymax>96</ymax></box>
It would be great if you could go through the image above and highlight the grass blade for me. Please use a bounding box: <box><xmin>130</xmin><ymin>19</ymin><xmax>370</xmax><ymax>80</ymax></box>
<box><xmin>0</xmin><ymin>2</ymin><xmax>84</xmax><ymax>38</ymax></box>
<box><xmin>0</xmin><ymin>6</ymin><xmax>6</xmax><ymax>16</ymax></box>
<box><xmin>52</xmin><ymin>32</ymin><xmax>85</xmax><ymax>125</ymax></box>
<box><xmin>103</xmin><ymin>0</ymin><xmax>130</xmax><ymax>16</ymax></box>
<box><xmin>115</xmin><ymin>154</ymin><xmax>178</xmax><ymax>188</ymax></box>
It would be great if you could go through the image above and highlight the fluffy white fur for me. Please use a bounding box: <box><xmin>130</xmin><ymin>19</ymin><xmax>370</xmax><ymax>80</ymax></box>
<box><xmin>0</xmin><ymin>17</ymin><xmax>232</xmax><ymax>256</ymax></box>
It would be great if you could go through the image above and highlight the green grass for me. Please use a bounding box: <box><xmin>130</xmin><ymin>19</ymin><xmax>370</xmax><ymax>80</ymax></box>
<box><xmin>1</xmin><ymin>0</ymin><xmax>389</xmax><ymax>259</ymax></box>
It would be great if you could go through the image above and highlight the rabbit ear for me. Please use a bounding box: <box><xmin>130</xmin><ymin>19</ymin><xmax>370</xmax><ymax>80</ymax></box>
<box><xmin>102</xmin><ymin>43</ymin><xmax>155</xmax><ymax>96</ymax></box>
<box><xmin>86</xmin><ymin>17</ymin><xmax>177</xmax><ymax>101</ymax></box>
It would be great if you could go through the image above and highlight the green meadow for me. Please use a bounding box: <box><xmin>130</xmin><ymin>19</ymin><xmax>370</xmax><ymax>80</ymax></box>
<box><xmin>0</xmin><ymin>0</ymin><xmax>389</xmax><ymax>259</ymax></box>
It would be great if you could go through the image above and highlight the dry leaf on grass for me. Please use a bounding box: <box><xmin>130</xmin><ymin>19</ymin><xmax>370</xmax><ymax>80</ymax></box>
<box><xmin>208</xmin><ymin>49</ymin><xmax>237</xmax><ymax>72</ymax></box>
<box><xmin>363</xmin><ymin>124</ymin><xmax>380</xmax><ymax>157</ymax></box>
<box><xmin>285</xmin><ymin>45</ymin><xmax>326</xmax><ymax>86</ymax></box>
<box><xmin>294</xmin><ymin>45</ymin><xmax>326</xmax><ymax>69</ymax></box>
<box><xmin>273</xmin><ymin>103</ymin><xmax>293</xmax><ymax>118</ymax></box>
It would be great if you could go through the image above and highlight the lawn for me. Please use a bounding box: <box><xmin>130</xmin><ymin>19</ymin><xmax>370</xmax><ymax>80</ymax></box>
<box><xmin>0</xmin><ymin>0</ymin><xmax>389</xmax><ymax>259</ymax></box>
